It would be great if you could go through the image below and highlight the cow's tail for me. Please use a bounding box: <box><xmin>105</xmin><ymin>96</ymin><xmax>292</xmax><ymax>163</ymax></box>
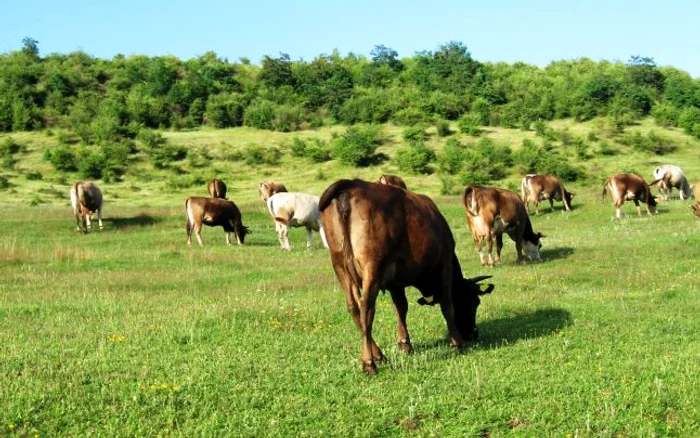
<box><xmin>185</xmin><ymin>198</ymin><xmax>194</xmax><ymax>228</ymax></box>
<box><xmin>462</xmin><ymin>185</ymin><xmax>480</xmax><ymax>216</ymax></box>
<box><xmin>520</xmin><ymin>175</ymin><xmax>531</xmax><ymax>203</ymax></box>
<box><xmin>70</xmin><ymin>183</ymin><xmax>79</xmax><ymax>213</ymax></box>
<box><xmin>319</xmin><ymin>180</ymin><xmax>363</xmax><ymax>288</ymax></box>
<box><xmin>601</xmin><ymin>178</ymin><xmax>611</xmax><ymax>200</ymax></box>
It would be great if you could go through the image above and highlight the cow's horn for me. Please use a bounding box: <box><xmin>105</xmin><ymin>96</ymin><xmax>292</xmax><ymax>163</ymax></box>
<box><xmin>468</xmin><ymin>275</ymin><xmax>493</xmax><ymax>283</ymax></box>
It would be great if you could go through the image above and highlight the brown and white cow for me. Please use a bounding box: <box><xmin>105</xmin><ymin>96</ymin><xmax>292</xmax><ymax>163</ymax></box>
<box><xmin>207</xmin><ymin>178</ymin><xmax>227</xmax><ymax>199</ymax></box>
<box><xmin>521</xmin><ymin>174</ymin><xmax>574</xmax><ymax>215</ymax></box>
<box><xmin>652</xmin><ymin>165</ymin><xmax>692</xmax><ymax>200</ymax></box>
<box><xmin>378</xmin><ymin>174</ymin><xmax>408</xmax><ymax>189</ymax></box>
<box><xmin>70</xmin><ymin>181</ymin><xmax>103</xmax><ymax>233</ymax></box>
<box><xmin>258</xmin><ymin>180</ymin><xmax>288</xmax><ymax>202</ymax></box>
<box><xmin>691</xmin><ymin>202</ymin><xmax>700</xmax><ymax>218</ymax></box>
<box><xmin>602</xmin><ymin>173</ymin><xmax>658</xmax><ymax>219</ymax></box>
<box><xmin>185</xmin><ymin>196</ymin><xmax>248</xmax><ymax>246</ymax></box>
<box><xmin>462</xmin><ymin>185</ymin><xmax>543</xmax><ymax>266</ymax></box>
<box><xmin>319</xmin><ymin>179</ymin><xmax>494</xmax><ymax>374</ymax></box>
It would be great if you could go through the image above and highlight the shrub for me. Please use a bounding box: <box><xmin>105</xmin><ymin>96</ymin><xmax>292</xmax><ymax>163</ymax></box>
<box><xmin>402</xmin><ymin>125</ymin><xmax>427</xmax><ymax>142</ymax></box>
<box><xmin>78</xmin><ymin>152</ymin><xmax>106</xmax><ymax>180</ymax></box>
<box><xmin>243</xmin><ymin>100</ymin><xmax>276</xmax><ymax>130</ymax></box>
<box><xmin>25</xmin><ymin>171</ymin><xmax>43</xmax><ymax>180</ymax></box>
<box><xmin>438</xmin><ymin>138</ymin><xmax>467</xmax><ymax>175</ymax></box>
<box><xmin>574</xmin><ymin>137</ymin><xmax>590</xmax><ymax>160</ymax></box>
<box><xmin>652</xmin><ymin>103</ymin><xmax>679</xmax><ymax>128</ymax></box>
<box><xmin>272</xmin><ymin>104</ymin><xmax>304</xmax><ymax>132</ymax></box>
<box><xmin>597</xmin><ymin>141</ymin><xmax>618</xmax><ymax>156</ymax></box>
<box><xmin>457</xmin><ymin>113</ymin><xmax>483</xmax><ymax>136</ymax></box>
<box><xmin>290</xmin><ymin>137</ymin><xmax>307</xmax><ymax>157</ymax></box>
<box><xmin>304</xmin><ymin>139</ymin><xmax>332</xmax><ymax>163</ymax></box>
<box><xmin>677</xmin><ymin>107</ymin><xmax>700</xmax><ymax>138</ymax></box>
<box><xmin>44</xmin><ymin>145</ymin><xmax>78</xmax><ymax>172</ymax></box>
<box><xmin>621</xmin><ymin>131</ymin><xmax>677</xmax><ymax>155</ymax></box>
<box><xmin>392</xmin><ymin>107</ymin><xmax>432</xmax><ymax>126</ymax></box>
<box><xmin>435</xmin><ymin>120</ymin><xmax>452</xmax><ymax>137</ymax></box>
<box><xmin>332</xmin><ymin>125</ymin><xmax>384</xmax><ymax>167</ymax></box>
<box><xmin>0</xmin><ymin>175</ymin><xmax>10</xmax><ymax>189</ymax></box>
<box><xmin>0</xmin><ymin>137</ymin><xmax>25</xmax><ymax>156</ymax></box>
<box><xmin>394</xmin><ymin>141</ymin><xmax>436</xmax><ymax>175</ymax></box>
<box><xmin>243</xmin><ymin>145</ymin><xmax>282</xmax><ymax>166</ymax></box>
<box><xmin>167</xmin><ymin>174</ymin><xmax>206</xmax><ymax>190</ymax></box>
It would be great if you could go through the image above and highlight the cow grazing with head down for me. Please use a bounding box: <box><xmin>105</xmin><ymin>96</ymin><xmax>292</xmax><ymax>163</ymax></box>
<box><xmin>652</xmin><ymin>165</ymin><xmax>692</xmax><ymax>200</ymax></box>
<box><xmin>319</xmin><ymin>179</ymin><xmax>494</xmax><ymax>375</ymax></box>
<box><xmin>70</xmin><ymin>181</ymin><xmax>103</xmax><ymax>233</ymax></box>
<box><xmin>258</xmin><ymin>180</ymin><xmax>288</xmax><ymax>202</ymax></box>
<box><xmin>266</xmin><ymin>191</ymin><xmax>328</xmax><ymax>250</ymax></box>
<box><xmin>378</xmin><ymin>174</ymin><xmax>408</xmax><ymax>189</ymax></box>
<box><xmin>521</xmin><ymin>174</ymin><xmax>574</xmax><ymax>215</ymax></box>
<box><xmin>463</xmin><ymin>185</ymin><xmax>543</xmax><ymax>266</ymax></box>
<box><xmin>185</xmin><ymin>196</ymin><xmax>248</xmax><ymax>246</ymax></box>
<box><xmin>603</xmin><ymin>173</ymin><xmax>657</xmax><ymax>219</ymax></box>
<box><xmin>207</xmin><ymin>178</ymin><xmax>227</xmax><ymax>199</ymax></box>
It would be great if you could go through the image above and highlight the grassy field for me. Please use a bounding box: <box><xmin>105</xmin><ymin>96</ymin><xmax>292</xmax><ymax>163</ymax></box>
<box><xmin>1</xmin><ymin>120</ymin><xmax>699</xmax><ymax>436</ymax></box>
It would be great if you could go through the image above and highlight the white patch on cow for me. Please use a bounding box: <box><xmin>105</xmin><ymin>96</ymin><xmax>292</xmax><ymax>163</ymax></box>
<box><xmin>522</xmin><ymin>241</ymin><xmax>541</xmax><ymax>262</ymax></box>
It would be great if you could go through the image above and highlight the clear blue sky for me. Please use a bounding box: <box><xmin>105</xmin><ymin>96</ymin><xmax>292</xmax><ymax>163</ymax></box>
<box><xmin>3</xmin><ymin>0</ymin><xmax>699</xmax><ymax>77</ymax></box>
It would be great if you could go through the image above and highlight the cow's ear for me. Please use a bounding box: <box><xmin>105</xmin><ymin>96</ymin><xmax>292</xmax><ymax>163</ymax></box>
<box><xmin>537</xmin><ymin>232</ymin><xmax>546</xmax><ymax>238</ymax></box>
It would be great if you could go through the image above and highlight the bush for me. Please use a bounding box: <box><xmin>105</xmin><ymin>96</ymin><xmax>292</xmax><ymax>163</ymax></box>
<box><xmin>0</xmin><ymin>137</ymin><xmax>25</xmax><ymax>156</ymax></box>
<box><xmin>167</xmin><ymin>174</ymin><xmax>206</xmax><ymax>190</ymax></box>
<box><xmin>392</xmin><ymin>107</ymin><xmax>432</xmax><ymax>126</ymax></box>
<box><xmin>44</xmin><ymin>145</ymin><xmax>78</xmax><ymax>172</ymax></box>
<box><xmin>304</xmin><ymin>139</ymin><xmax>332</xmax><ymax>163</ymax></box>
<box><xmin>394</xmin><ymin>141</ymin><xmax>436</xmax><ymax>175</ymax></box>
<box><xmin>435</xmin><ymin>120</ymin><xmax>452</xmax><ymax>137</ymax></box>
<box><xmin>332</xmin><ymin>125</ymin><xmax>384</xmax><ymax>167</ymax></box>
<box><xmin>290</xmin><ymin>137</ymin><xmax>307</xmax><ymax>157</ymax></box>
<box><xmin>243</xmin><ymin>145</ymin><xmax>282</xmax><ymax>166</ymax></box>
<box><xmin>402</xmin><ymin>125</ymin><xmax>428</xmax><ymax>142</ymax></box>
<box><xmin>597</xmin><ymin>141</ymin><xmax>618</xmax><ymax>156</ymax></box>
<box><xmin>574</xmin><ymin>137</ymin><xmax>590</xmax><ymax>160</ymax></box>
<box><xmin>0</xmin><ymin>175</ymin><xmax>10</xmax><ymax>189</ymax></box>
<box><xmin>78</xmin><ymin>152</ymin><xmax>106</xmax><ymax>180</ymax></box>
<box><xmin>25</xmin><ymin>171</ymin><xmax>43</xmax><ymax>180</ymax></box>
<box><xmin>621</xmin><ymin>131</ymin><xmax>677</xmax><ymax>155</ymax></box>
<box><xmin>457</xmin><ymin>113</ymin><xmax>483</xmax><ymax>136</ymax></box>
<box><xmin>272</xmin><ymin>104</ymin><xmax>304</xmax><ymax>132</ymax></box>
<box><xmin>438</xmin><ymin>138</ymin><xmax>467</xmax><ymax>175</ymax></box>
<box><xmin>243</xmin><ymin>100</ymin><xmax>276</xmax><ymax>130</ymax></box>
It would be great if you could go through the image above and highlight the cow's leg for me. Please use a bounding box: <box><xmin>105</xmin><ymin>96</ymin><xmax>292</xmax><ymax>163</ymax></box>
<box><xmin>388</xmin><ymin>288</ymin><xmax>412</xmax><ymax>354</ymax></box>
<box><xmin>305</xmin><ymin>227</ymin><xmax>313</xmax><ymax>250</ymax></box>
<box><xmin>97</xmin><ymin>208</ymin><xmax>103</xmax><ymax>230</ymax></box>
<box><xmin>225</xmin><ymin>231</ymin><xmax>231</xmax><ymax>245</ymax></box>
<box><xmin>474</xmin><ymin>236</ymin><xmax>487</xmax><ymax>266</ymax></box>
<box><xmin>534</xmin><ymin>199</ymin><xmax>540</xmax><ymax>216</ymax></box>
<box><xmin>437</xmin><ymin>271</ymin><xmax>464</xmax><ymax>351</ymax></box>
<box><xmin>494</xmin><ymin>233</ymin><xmax>504</xmax><ymax>264</ymax></box>
<box><xmin>186</xmin><ymin>219</ymin><xmax>193</xmax><ymax>245</ymax></box>
<box><xmin>614</xmin><ymin>200</ymin><xmax>624</xmax><ymax>220</ymax></box>
<box><xmin>549</xmin><ymin>198</ymin><xmax>555</xmax><ymax>212</ymax></box>
<box><xmin>233</xmin><ymin>223</ymin><xmax>245</xmax><ymax>245</ymax></box>
<box><xmin>633</xmin><ymin>199</ymin><xmax>642</xmax><ymax>216</ymax></box>
<box><xmin>279</xmin><ymin>222</ymin><xmax>291</xmax><ymax>250</ymax></box>
<box><xmin>194</xmin><ymin>223</ymin><xmax>204</xmax><ymax>246</ymax></box>
<box><xmin>358</xmin><ymin>274</ymin><xmax>383</xmax><ymax>374</ymax></box>
<box><xmin>85</xmin><ymin>213</ymin><xmax>92</xmax><ymax>229</ymax></box>
<box><xmin>486</xmin><ymin>234</ymin><xmax>495</xmax><ymax>266</ymax></box>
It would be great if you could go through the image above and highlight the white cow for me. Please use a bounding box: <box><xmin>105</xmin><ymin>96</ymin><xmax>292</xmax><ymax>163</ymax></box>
<box><xmin>70</xmin><ymin>181</ymin><xmax>103</xmax><ymax>232</ymax></box>
<box><xmin>652</xmin><ymin>165</ymin><xmax>692</xmax><ymax>200</ymax></box>
<box><xmin>266</xmin><ymin>192</ymin><xmax>328</xmax><ymax>250</ymax></box>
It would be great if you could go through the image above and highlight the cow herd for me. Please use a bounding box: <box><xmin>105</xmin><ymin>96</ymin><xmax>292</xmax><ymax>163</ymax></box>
<box><xmin>69</xmin><ymin>164</ymin><xmax>699</xmax><ymax>374</ymax></box>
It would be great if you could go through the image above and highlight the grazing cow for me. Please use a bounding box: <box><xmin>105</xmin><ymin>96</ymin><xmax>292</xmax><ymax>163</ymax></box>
<box><xmin>652</xmin><ymin>165</ymin><xmax>692</xmax><ymax>200</ymax></box>
<box><xmin>694</xmin><ymin>182</ymin><xmax>700</xmax><ymax>200</ymax></box>
<box><xmin>185</xmin><ymin>196</ymin><xmax>248</xmax><ymax>246</ymax></box>
<box><xmin>319</xmin><ymin>179</ymin><xmax>494</xmax><ymax>374</ymax></box>
<box><xmin>258</xmin><ymin>180</ymin><xmax>288</xmax><ymax>202</ymax></box>
<box><xmin>691</xmin><ymin>202</ymin><xmax>700</xmax><ymax>218</ymax></box>
<box><xmin>378</xmin><ymin>174</ymin><xmax>408</xmax><ymax>189</ymax></box>
<box><xmin>207</xmin><ymin>178</ymin><xmax>227</xmax><ymax>199</ymax></box>
<box><xmin>70</xmin><ymin>181</ymin><xmax>103</xmax><ymax>233</ymax></box>
<box><xmin>602</xmin><ymin>173</ymin><xmax>657</xmax><ymax>219</ymax></box>
<box><xmin>266</xmin><ymin>192</ymin><xmax>328</xmax><ymax>250</ymax></box>
<box><xmin>462</xmin><ymin>185</ymin><xmax>543</xmax><ymax>266</ymax></box>
<box><xmin>521</xmin><ymin>174</ymin><xmax>574</xmax><ymax>215</ymax></box>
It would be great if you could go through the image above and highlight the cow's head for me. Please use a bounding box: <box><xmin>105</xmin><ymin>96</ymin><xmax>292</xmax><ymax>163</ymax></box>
<box><xmin>691</xmin><ymin>202</ymin><xmax>700</xmax><ymax>218</ymax></box>
<box><xmin>522</xmin><ymin>233</ymin><xmax>544</xmax><ymax>263</ymax></box>
<box><xmin>453</xmin><ymin>275</ymin><xmax>494</xmax><ymax>341</ymax></box>
<box><xmin>259</xmin><ymin>182</ymin><xmax>273</xmax><ymax>202</ymax></box>
<box><xmin>564</xmin><ymin>190</ymin><xmax>575</xmax><ymax>205</ymax></box>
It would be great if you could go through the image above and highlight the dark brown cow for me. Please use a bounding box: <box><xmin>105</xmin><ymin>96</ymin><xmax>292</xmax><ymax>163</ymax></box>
<box><xmin>70</xmin><ymin>181</ymin><xmax>103</xmax><ymax>233</ymax></box>
<box><xmin>207</xmin><ymin>179</ymin><xmax>227</xmax><ymax>199</ymax></box>
<box><xmin>378</xmin><ymin>174</ymin><xmax>408</xmax><ymax>189</ymax></box>
<box><xmin>258</xmin><ymin>180</ymin><xmax>289</xmax><ymax>202</ymax></box>
<box><xmin>521</xmin><ymin>174</ymin><xmax>574</xmax><ymax>215</ymax></box>
<box><xmin>602</xmin><ymin>173</ymin><xmax>657</xmax><ymax>219</ymax></box>
<box><xmin>185</xmin><ymin>197</ymin><xmax>248</xmax><ymax>246</ymax></box>
<box><xmin>319</xmin><ymin>179</ymin><xmax>494</xmax><ymax>375</ymax></box>
<box><xmin>463</xmin><ymin>185</ymin><xmax>543</xmax><ymax>266</ymax></box>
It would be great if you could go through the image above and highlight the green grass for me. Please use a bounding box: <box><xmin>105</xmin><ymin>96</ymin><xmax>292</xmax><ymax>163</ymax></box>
<box><xmin>0</xmin><ymin>120</ymin><xmax>699</xmax><ymax>436</ymax></box>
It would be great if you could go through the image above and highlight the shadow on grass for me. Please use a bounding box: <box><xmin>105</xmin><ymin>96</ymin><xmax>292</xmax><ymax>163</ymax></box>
<box><xmin>105</xmin><ymin>213</ymin><xmax>161</xmax><ymax>229</ymax></box>
<box><xmin>475</xmin><ymin>307</ymin><xmax>572</xmax><ymax>350</ymax></box>
<box><xmin>541</xmin><ymin>246</ymin><xmax>575</xmax><ymax>261</ymax></box>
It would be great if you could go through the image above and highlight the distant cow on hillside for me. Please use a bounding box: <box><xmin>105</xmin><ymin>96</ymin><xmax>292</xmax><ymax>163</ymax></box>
<box><xmin>70</xmin><ymin>181</ymin><xmax>103</xmax><ymax>233</ymax></box>
<box><xmin>521</xmin><ymin>174</ymin><xmax>574</xmax><ymax>215</ymax></box>
<box><xmin>207</xmin><ymin>179</ymin><xmax>227</xmax><ymax>199</ymax></box>
<box><xmin>462</xmin><ymin>185</ymin><xmax>543</xmax><ymax>266</ymax></box>
<box><xmin>378</xmin><ymin>174</ymin><xmax>408</xmax><ymax>189</ymax></box>
<box><xmin>602</xmin><ymin>173</ymin><xmax>657</xmax><ymax>219</ymax></box>
<box><xmin>185</xmin><ymin>196</ymin><xmax>248</xmax><ymax>246</ymax></box>
<box><xmin>319</xmin><ymin>179</ymin><xmax>494</xmax><ymax>374</ymax></box>
<box><xmin>652</xmin><ymin>165</ymin><xmax>692</xmax><ymax>200</ymax></box>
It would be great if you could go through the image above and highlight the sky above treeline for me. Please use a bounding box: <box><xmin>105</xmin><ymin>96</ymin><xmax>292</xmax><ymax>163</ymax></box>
<box><xmin>3</xmin><ymin>0</ymin><xmax>699</xmax><ymax>77</ymax></box>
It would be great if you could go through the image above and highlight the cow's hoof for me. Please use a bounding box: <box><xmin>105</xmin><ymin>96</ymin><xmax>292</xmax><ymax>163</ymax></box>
<box><xmin>398</xmin><ymin>341</ymin><xmax>412</xmax><ymax>354</ymax></box>
<box><xmin>362</xmin><ymin>362</ymin><xmax>378</xmax><ymax>375</ymax></box>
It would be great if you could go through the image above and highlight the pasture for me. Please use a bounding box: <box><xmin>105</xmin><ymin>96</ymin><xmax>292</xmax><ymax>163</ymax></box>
<box><xmin>1</xmin><ymin>122</ymin><xmax>699</xmax><ymax>436</ymax></box>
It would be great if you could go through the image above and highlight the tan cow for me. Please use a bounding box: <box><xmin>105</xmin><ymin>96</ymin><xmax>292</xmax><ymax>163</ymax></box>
<box><xmin>319</xmin><ymin>179</ymin><xmax>494</xmax><ymax>374</ymax></box>
<box><xmin>207</xmin><ymin>179</ymin><xmax>227</xmax><ymax>199</ymax></box>
<box><xmin>378</xmin><ymin>174</ymin><xmax>408</xmax><ymax>189</ymax></box>
<box><xmin>691</xmin><ymin>202</ymin><xmax>700</xmax><ymax>218</ymax></box>
<box><xmin>70</xmin><ymin>181</ymin><xmax>103</xmax><ymax>233</ymax></box>
<box><xmin>185</xmin><ymin>196</ymin><xmax>248</xmax><ymax>246</ymax></box>
<box><xmin>602</xmin><ymin>173</ymin><xmax>657</xmax><ymax>219</ymax></box>
<box><xmin>521</xmin><ymin>174</ymin><xmax>574</xmax><ymax>215</ymax></box>
<box><xmin>463</xmin><ymin>185</ymin><xmax>543</xmax><ymax>266</ymax></box>
<box><xmin>258</xmin><ymin>180</ymin><xmax>288</xmax><ymax>202</ymax></box>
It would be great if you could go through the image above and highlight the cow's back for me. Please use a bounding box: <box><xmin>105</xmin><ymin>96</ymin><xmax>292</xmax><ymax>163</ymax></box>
<box><xmin>72</xmin><ymin>181</ymin><xmax>102</xmax><ymax>212</ymax></box>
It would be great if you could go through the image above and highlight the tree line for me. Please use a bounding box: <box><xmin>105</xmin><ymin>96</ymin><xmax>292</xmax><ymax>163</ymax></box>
<box><xmin>2</xmin><ymin>38</ymin><xmax>700</xmax><ymax>140</ymax></box>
